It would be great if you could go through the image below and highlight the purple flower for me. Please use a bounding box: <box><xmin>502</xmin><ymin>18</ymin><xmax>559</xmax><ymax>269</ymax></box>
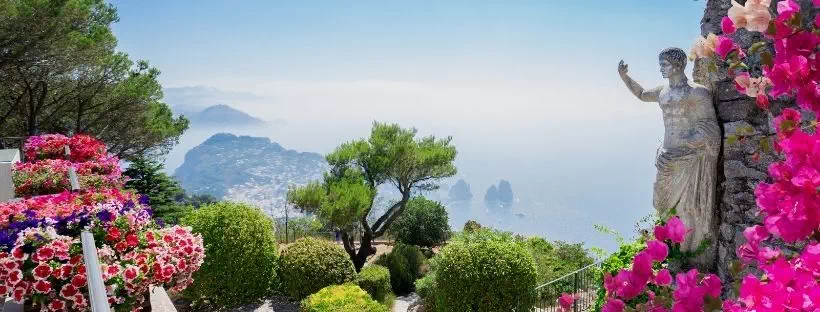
<box><xmin>138</xmin><ymin>195</ymin><xmax>150</xmax><ymax>206</ymax></box>
<box><xmin>96</xmin><ymin>210</ymin><xmax>115</xmax><ymax>222</ymax></box>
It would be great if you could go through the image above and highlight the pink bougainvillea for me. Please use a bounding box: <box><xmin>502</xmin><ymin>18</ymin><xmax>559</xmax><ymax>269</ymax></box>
<box><xmin>585</xmin><ymin>1</ymin><xmax>820</xmax><ymax>311</ymax></box>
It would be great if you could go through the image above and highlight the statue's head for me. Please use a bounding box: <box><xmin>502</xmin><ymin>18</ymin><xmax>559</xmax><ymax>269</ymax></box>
<box><xmin>658</xmin><ymin>47</ymin><xmax>687</xmax><ymax>79</ymax></box>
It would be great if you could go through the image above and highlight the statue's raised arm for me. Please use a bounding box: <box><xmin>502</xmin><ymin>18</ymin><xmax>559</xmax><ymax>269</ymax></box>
<box><xmin>618</xmin><ymin>60</ymin><xmax>661</xmax><ymax>102</ymax></box>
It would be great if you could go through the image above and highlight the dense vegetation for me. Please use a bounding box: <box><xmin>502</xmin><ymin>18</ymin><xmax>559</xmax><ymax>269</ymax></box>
<box><xmin>181</xmin><ymin>202</ymin><xmax>279</xmax><ymax>308</ymax></box>
<box><xmin>389</xmin><ymin>196</ymin><xmax>451</xmax><ymax>248</ymax></box>
<box><xmin>0</xmin><ymin>0</ymin><xmax>188</xmax><ymax>159</ymax></box>
<box><xmin>279</xmin><ymin>237</ymin><xmax>358</xmax><ymax>300</ymax></box>
<box><xmin>288</xmin><ymin>122</ymin><xmax>458</xmax><ymax>270</ymax></box>
<box><xmin>301</xmin><ymin>284</ymin><xmax>388</xmax><ymax>312</ymax></box>
<box><xmin>375</xmin><ymin>244</ymin><xmax>427</xmax><ymax>295</ymax></box>
<box><xmin>357</xmin><ymin>265</ymin><xmax>392</xmax><ymax>303</ymax></box>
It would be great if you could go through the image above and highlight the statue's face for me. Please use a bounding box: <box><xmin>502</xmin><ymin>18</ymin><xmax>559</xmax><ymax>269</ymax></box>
<box><xmin>659</xmin><ymin>58</ymin><xmax>680</xmax><ymax>78</ymax></box>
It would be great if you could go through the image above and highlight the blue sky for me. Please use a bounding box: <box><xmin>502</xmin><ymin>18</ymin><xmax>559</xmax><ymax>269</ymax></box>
<box><xmin>108</xmin><ymin>1</ymin><xmax>709</xmax><ymax>250</ymax></box>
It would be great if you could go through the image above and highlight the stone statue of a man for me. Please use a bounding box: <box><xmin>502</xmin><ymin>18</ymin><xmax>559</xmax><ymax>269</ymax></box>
<box><xmin>618</xmin><ymin>48</ymin><xmax>720</xmax><ymax>268</ymax></box>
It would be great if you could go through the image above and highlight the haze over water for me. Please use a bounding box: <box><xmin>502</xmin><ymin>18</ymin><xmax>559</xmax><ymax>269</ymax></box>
<box><xmin>112</xmin><ymin>0</ymin><xmax>709</xmax><ymax>252</ymax></box>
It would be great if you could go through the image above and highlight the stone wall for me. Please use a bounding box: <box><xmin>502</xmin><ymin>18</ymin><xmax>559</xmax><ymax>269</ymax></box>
<box><xmin>697</xmin><ymin>0</ymin><xmax>817</xmax><ymax>293</ymax></box>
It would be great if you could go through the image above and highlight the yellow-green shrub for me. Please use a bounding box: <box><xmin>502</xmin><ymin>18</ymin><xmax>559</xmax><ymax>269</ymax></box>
<box><xmin>279</xmin><ymin>237</ymin><xmax>357</xmax><ymax>299</ymax></box>
<box><xmin>358</xmin><ymin>265</ymin><xmax>391</xmax><ymax>302</ymax></box>
<box><xmin>301</xmin><ymin>284</ymin><xmax>387</xmax><ymax>312</ymax></box>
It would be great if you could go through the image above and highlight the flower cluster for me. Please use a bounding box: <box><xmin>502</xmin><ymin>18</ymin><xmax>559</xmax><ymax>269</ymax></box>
<box><xmin>598</xmin><ymin>3</ymin><xmax>820</xmax><ymax>311</ymax></box>
<box><xmin>596</xmin><ymin>217</ymin><xmax>722</xmax><ymax>312</ymax></box>
<box><xmin>1</xmin><ymin>134</ymin><xmax>205</xmax><ymax>311</ymax></box>
<box><xmin>24</xmin><ymin>134</ymin><xmax>107</xmax><ymax>163</ymax></box>
<box><xmin>13</xmin><ymin>135</ymin><xmax>123</xmax><ymax>197</ymax></box>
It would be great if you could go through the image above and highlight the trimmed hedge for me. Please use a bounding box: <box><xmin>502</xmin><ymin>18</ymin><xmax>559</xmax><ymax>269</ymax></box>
<box><xmin>279</xmin><ymin>237</ymin><xmax>357</xmax><ymax>299</ymax></box>
<box><xmin>375</xmin><ymin>244</ymin><xmax>426</xmax><ymax>295</ymax></box>
<box><xmin>181</xmin><ymin>202</ymin><xmax>279</xmax><ymax>308</ymax></box>
<box><xmin>301</xmin><ymin>284</ymin><xmax>387</xmax><ymax>312</ymax></box>
<box><xmin>414</xmin><ymin>274</ymin><xmax>438</xmax><ymax>311</ymax></box>
<box><xmin>358</xmin><ymin>265</ymin><xmax>392</xmax><ymax>302</ymax></box>
<box><xmin>390</xmin><ymin>197</ymin><xmax>451</xmax><ymax>248</ymax></box>
<box><xmin>431</xmin><ymin>229</ymin><xmax>538</xmax><ymax>311</ymax></box>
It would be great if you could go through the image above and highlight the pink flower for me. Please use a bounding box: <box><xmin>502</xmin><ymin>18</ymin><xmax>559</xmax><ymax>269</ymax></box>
<box><xmin>721</xmin><ymin>16</ymin><xmax>736</xmax><ymax>34</ymax></box>
<box><xmin>776</xmin><ymin>0</ymin><xmax>800</xmax><ymax>21</ymax></box>
<box><xmin>33</xmin><ymin>280</ymin><xmax>51</xmax><ymax>294</ymax></box>
<box><xmin>702</xmin><ymin>274</ymin><xmax>721</xmax><ymax>298</ymax></box>
<box><xmin>745</xmin><ymin>5</ymin><xmax>772</xmax><ymax>32</ymax></box>
<box><xmin>715</xmin><ymin>36</ymin><xmax>736</xmax><ymax>60</ymax></box>
<box><xmin>33</xmin><ymin>263</ymin><xmax>52</xmax><ymax>280</ymax></box>
<box><xmin>665</xmin><ymin>217</ymin><xmax>688</xmax><ymax>243</ymax></box>
<box><xmin>655</xmin><ymin>269</ymin><xmax>673</xmax><ymax>286</ymax></box>
<box><xmin>728</xmin><ymin>0</ymin><xmax>749</xmax><ymax>29</ymax></box>
<box><xmin>603</xmin><ymin>298</ymin><xmax>626</xmax><ymax>312</ymax></box>
<box><xmin>646</xmin><ymin>240</ymin><xmax>669</xmax><ymax>262</ymax></box>
<box><xmin>756</xmin><ymin>94</ymin><xmax>770</xmax><ymax>110</ymax></box>
<box><xmin>774</xmin><ymin>108</ymin><xmax>801</xmax><ymax>136</ymax></box>
<box><xmin>558</xmin><ymin>293</ymin><xmax>575</xmax><ymax>311</ymax></box>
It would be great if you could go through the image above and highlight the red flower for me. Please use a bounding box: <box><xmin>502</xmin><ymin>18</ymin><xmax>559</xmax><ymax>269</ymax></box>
<box><xmin>71</xmin><ymin>274</ymin><xmax>87</xmax><ymax>288</ymax></box>
<box><xmin>106</xmin><ymin>227</ymin><xmax>122</xmax><ymax>242</ymax></box>
<box><xmin>11</xmin><ymin>246</ymin><xmax>27</xmax><ymax>261</ymax></box>
<box><xmin>0</xmin><ymin>284</ymin><xmax>7</xmax><ymax>296</ymax></box>
<box><xmin>48</xmin><ymin>299</ymin><xmax>66</xmax><ymax>311</ymax></box>
<box><xmin>12</xmin><ymin>285</ymin><xmax>27</xmax><ymax>303</ymax></box>
<box><xmin>33</xmin><ymin>263</ymin><xmax>53</xmax><ymax>280</ymax></box>
<box><xmin>34</xmin><ymin>246</ymin><xmax>55</xmax><ymax>262</ymax></box>
<box><xmin>123</xmin><ymin>266</ymin><xmax>139</xmax><ymax>281</ymax></box>
<box><xmin>33</xmin><ymin>280</ymin><xmax>51</xmax><ymax>294</ymax></box>
<box><xmin>60</xmin><ymin>284</ymin><xmax>79</xmax><ymax>298</ymax></box>
<box><xmin>126</xmin><ymin>233</ymin><xmax>139</xmax><ymax>247</ymax></box>
<box><xmin>115</xmin><ymin>241</ymin><xmax>129</xmax><ymax>253</ymax></box>
<box><xmin>7</xmin><ymin>269</ymin><xmax>23</xmax><ymax>285</ymax></box>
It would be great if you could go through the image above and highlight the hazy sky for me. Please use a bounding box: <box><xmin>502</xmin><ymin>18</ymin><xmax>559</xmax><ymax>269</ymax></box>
<box><xmin>109</xmin><ymin>0</ymin><xmax>708</xmax><ymax>250</ymax></box>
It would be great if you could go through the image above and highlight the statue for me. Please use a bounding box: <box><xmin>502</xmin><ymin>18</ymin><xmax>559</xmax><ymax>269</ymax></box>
<box><xmin>618</xmin><ymin>48</ymin><xmax>720</xmax><ymax>268</ymax></box>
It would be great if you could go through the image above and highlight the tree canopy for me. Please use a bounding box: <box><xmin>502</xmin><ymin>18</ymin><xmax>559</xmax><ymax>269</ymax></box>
<box><xmin>288</xmin><ymin>122</ymin><xmax>457</xmax><ymax>270</ymax></box>
<box><xmin>0</xmin><ymin>0</ymin><xmax>188</xmax><ymax>159</ymax></box>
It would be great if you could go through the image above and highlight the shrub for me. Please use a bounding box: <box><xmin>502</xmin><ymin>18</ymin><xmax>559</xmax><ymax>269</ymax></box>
<box><xmin>181</xmin><ymin>202</ymin><xmax>279</xmax><ymax>308</ymax></box>
<box><xmin>414</xmin><ymin>274</ymin><xmax>438</xmax><ymax>311</ymax></box>
<box><xmin>280</xmin><ymin>237</ymin><xmax>357</xmax><ymax>299</ymax></box>
<box><xmin>463</xmin><ymin>219</ymin><xmax>482</xmax><ymax>232</ymax></box>
<box><xmin>375</xmin><ymin>244</ymin><xmax>426</xmax><ymax>295</ymax></box>
<box><xmin>390</xmin><ymin>196</ymin><xmax>451</xmax><ymax>248</ymax></box>
<box><xmin>301</xmin><ymin>284</ymin><xmax>387</xmax><ymax>312</ymax></box>
<box><xmin>593</xmin><ymin>240</ymin><xmax>645</xmax><ymax>311</ymax></box>
<box><xmin>358</xmin><ymin>265</ymin><xmax>392</xmax><ymax>303</ymax></box>
<box><xmin>431</xmin><ymin>229</ymin><xmax>538</xmax><ymax>311</ymax></box>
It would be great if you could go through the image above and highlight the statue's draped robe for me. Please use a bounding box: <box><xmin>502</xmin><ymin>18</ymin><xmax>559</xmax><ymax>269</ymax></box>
<box><xmin>652</xmin><ymin>84</ymin><xmax>721</xmax><ymax>256</ymax></box>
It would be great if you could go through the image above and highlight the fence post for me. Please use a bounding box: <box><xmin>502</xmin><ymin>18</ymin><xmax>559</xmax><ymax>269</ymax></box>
<box><xmin>573</xmin><ymin>272</ymin><xmax>579</xmax><ymax>312</ymax></box>
<box><xmin>82</xmin><ymin>231</ymin><xmax>112</xmax><ymax>312</ymax></box>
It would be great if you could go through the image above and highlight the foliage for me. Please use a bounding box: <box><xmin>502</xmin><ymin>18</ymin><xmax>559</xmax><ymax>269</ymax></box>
<box><xmin>594</xmin><ymin>240</ymin><xmax>646</xmax><ymax>312</ymax></box>
<box><xmin>288</xmin><ymin>122</ymin><xmax>457</xmax><ymax>270</ymax></box>
<box><xmin>389</xmin><ymin>196</ymin><xmax>451</xmax><ymax>248</ymax></box>
<box><xmin>277</xmin><ymin>215</ymin><xmax>326</xmax><ymax>241</ymax></box>
<box><xmin>357</xmin><ymin>265</ymin><xmax>392</xmax><ymax>303</ymax></box>
<box><xmin>181</xmin><ymin>202</ymin><xmax>278</xmax><ymax>308</ymax></box>
<box><xmin>279</xmin><ymin>237</ymin><xmax>357</xmax><ymax>300</ymax></box>
<box><xmin>0</xmin><ymin>0</ymin><xmax>188</xmax><ymax>159</ymax></box>
<box><xmin>429</xmin><ymin>229</ymin><xmax>538</xmax><ymax>311</ymax></box>
<box><xmin>462</xmin><ymin>219</ymin><xmax>482</xmax><ymax>233</ymax></box>
<box><xmin>414</xmin><ymin>274</ymin><xmax>438</xmax><ymax>311</ymax></box>
<box><xmin>0</xmin><ymin>134</ymin><xmax>204</xmax><ymax>311</ymax></box>
<box><xmin>124</xmin><ymin>154</ymin><xmax>191</xmax><ymax>223</ymax></box>
<box><xmin>301</xmin><ymin>284</ymin><xmax>388</xmax><ymax>312</ymax></box>
<box><xmin>524</xmin><ymin>237</ymin><xmax>595</xmax><ymax>286</ymax></box>
<box><xmin>375</xmin><ymin>244</ymin><xmax>427</xmax><ymax>295</ymax></box>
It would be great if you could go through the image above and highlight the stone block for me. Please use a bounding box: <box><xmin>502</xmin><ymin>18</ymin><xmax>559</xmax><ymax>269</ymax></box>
<box><xmin>724</xmin><ymin>160</ymin><xmax>768</xmax><ymax>180</ymax></box>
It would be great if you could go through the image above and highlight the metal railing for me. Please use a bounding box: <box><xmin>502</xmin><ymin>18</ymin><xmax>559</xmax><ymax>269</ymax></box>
<box><xmin>534</xmin><ymin>261</ymin><xmax>603</xmax><ymax>312</ymax></box>
<box><xmin>0</xmin><ymin>137</ymin><xmax>25</xmax><ymax>151</ymax></box>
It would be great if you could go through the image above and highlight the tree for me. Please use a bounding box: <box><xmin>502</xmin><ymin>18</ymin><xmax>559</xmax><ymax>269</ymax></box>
<box><xmin>0</xmin><ymin>0</ymin><xmax>188</xmax><ymax>160</ymax></box>
<box><xmin>288</xmin><ymin>122</ymin><xmax>457</xmax><ymax>270</ymax></box>
<box><xmin>123</xmin><ymin>155</ymin><xmax>189</xmax><ymax>222</ymax></box>
<box><xmin>390</xmin><ymin>196</ymin><xmax>451</xmax><ymax>248</ymax></box>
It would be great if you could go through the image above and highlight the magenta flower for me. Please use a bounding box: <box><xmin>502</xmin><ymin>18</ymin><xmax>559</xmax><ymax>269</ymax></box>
<box><xmin>655</xmin><ymin>269</ymin><xmax>673</xmax><ymax>286</ymax></box>
<box><xmin>654</xmin><ymin>224</ymin><xmax>669</xmax><ymax>242</ymax></box>
<box><xmin>602</xmin><ymin>298</ymin><xmax>626</xmax><ymax>312</ymax></box>
<box><xmin>558</xmin><ymin>293</ymin><xmax>575</xmax><ymax>311</ymax></box>
<box><xmin>665</xmin><ymin>217</ymin><xmax>687</xmax><ymax>244</ymax></box>
<box><xmin>776</xmin><ymin>0</ymin><xmax>800</xmax><ymax>21</ymax></box>
<box><xmin>715</xmin><ymin>36</ymin><xmax>736</xmax><ymax>59</ymax></box>
<box><xmin>646</xmin><ymin>240</ymin><xmax>669</xmax><ymax>262</ymax></box>
<box><xmin>721</xmin><ymin>16</ymin><xmax>736</xmax><ymax>34</ymax></box>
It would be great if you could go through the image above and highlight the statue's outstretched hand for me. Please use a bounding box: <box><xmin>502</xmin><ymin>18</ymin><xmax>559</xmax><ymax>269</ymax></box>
<box><xmin>618</xmin><ymin>60</ymin><xmax>629</xmax><ymax>77</ymax></box>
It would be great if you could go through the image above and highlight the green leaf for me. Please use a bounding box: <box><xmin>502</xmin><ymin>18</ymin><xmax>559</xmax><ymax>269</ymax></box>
<box><xmin>759</xmin><ymin>138</ymin><xmax>772</xmax><ymax>153</ymax></box>
<box><xmin>707</xmin><ymin>60</ymin><xmax>718</xmax><ymax>73</ymax></box>
<box><xmin>761</xmin><ymin>51</ymin><xmax>774</xmax><ymax>67</ymax></box>
<box><xmin>727</xmin><ymin>135</ymin><xmax>738</xmax><ymax>145</ymax></box>
<box><xmin>749</xmin><ymin>42</ymin><xmax>767</xmax><ymax>54</ymax></box>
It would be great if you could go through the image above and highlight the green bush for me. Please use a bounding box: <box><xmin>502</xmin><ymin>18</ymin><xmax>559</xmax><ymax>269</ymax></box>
<box><xmin>594</xmin><ymin>240</ymin><xmax>645</xmax><ymax>311</ymax></box>
<box><xmin>390</xmin><ymin>197</ymin><xmax>451</xmax><ymax>248</ymax></box>
<box><xmin>431</xmin><ymin>229</ymin><xmax>538</xmax><ymax>311</ymax></box>
<box><xmin>375</xmin><ymin>244</ymin><xmax>426</xmax><ymax>295</ymax></box>
<box><xmin>181</xmin><ymin>202</ymin><xmax>279</xmax><ymax>308</ymax></box>
<box><xmin>358</xmin><ymin>265</ymin><xmax>392</xmax><ymax>303</ymax></box>
<box><xmin>414</xmin><ymin>274</ymin><xmax>438</xmax><ymax>311</ymax></box>
<box><xmin>463</xmin><ymin>219</ymin><xmax>482</xmax><ymax>232</ymax></box>
<box><xmin>301</xmin><ymin>284</ymin><xmax>388</xmax><ymax>312</ymax></box>
<box><xmin>279</xmin><ymin>237</ymin><xmax>357</xmax><ymax>300</ymax></box>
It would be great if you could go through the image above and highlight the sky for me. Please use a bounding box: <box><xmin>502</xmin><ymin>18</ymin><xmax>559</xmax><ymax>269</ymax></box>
<box><xmin>108</xmin><ymin>0</ymin><xmax>708</xmax><ymax>251</ymax></box>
